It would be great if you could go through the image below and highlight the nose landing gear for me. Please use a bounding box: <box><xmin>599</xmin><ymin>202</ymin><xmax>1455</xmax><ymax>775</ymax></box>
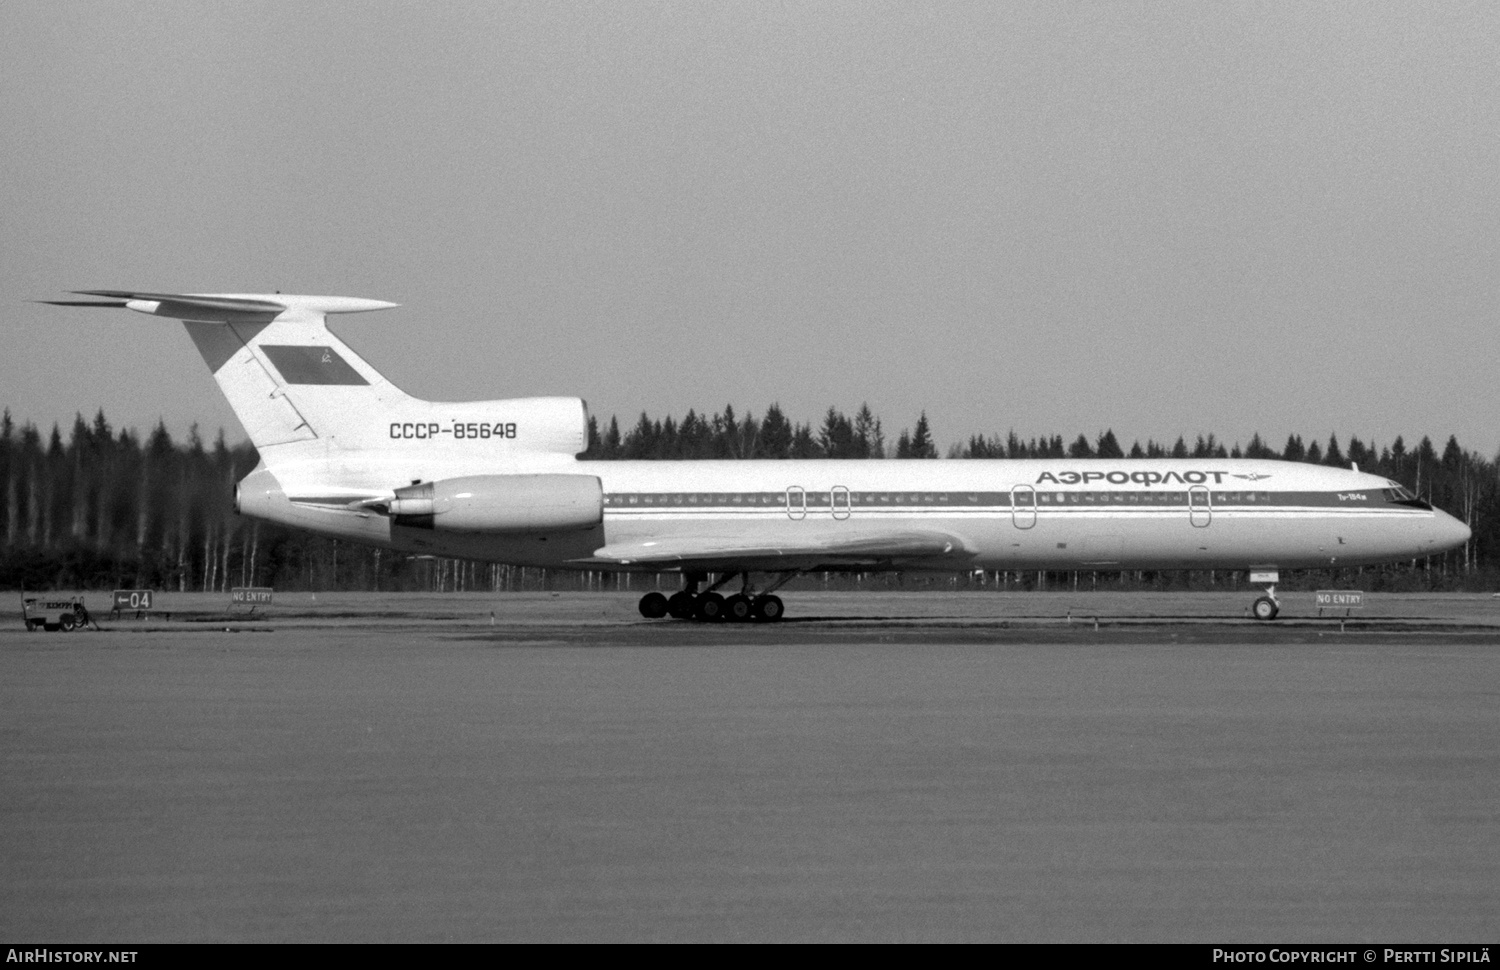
<box><xmin>1251</xmin><ymin>585</ymin><xmax>1280</xmax><ymax>621</ymax></box>
<box><xmin>1246</xmin><ymin>570</ymin><xmax>1282</xmax><ymax>621</ymax></box>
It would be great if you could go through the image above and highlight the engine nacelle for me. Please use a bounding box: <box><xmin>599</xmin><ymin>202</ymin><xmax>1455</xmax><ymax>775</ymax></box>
<box><xmin>386</xmin><ymin>474</ymin><xmax>603</xmax><ymax>533</ymax></box>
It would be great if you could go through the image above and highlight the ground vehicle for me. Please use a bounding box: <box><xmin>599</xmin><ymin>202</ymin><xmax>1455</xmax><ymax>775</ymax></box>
<box><xmin>21</xmin><ymin>595</ymin><xmax>93</xmax><ymax>632</ymax></box>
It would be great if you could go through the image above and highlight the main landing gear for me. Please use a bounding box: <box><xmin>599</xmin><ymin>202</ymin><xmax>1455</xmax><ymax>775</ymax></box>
<box><xmin>638</xmin><ymin>571</ymin><xmax>793</xmax><ymax>622</ymax></box>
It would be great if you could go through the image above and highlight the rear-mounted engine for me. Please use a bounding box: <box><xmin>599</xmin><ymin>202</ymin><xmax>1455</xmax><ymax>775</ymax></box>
<box><xmin>379</xmin><ymin>474</ymin><xmax>603</xmax><ymax>532</ymax></box>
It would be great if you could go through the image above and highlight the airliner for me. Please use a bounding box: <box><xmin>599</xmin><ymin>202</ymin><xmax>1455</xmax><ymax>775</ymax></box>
<box><xmin>47</xmin><ymin>291</ymin><xmax>1471</xmax><ymax>622</ymax></box>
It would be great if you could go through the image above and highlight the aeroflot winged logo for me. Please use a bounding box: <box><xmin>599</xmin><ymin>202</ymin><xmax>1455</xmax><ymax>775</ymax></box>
<box><xmin>1035</xmin><ymin>470</ymin><xmax>1262</xmax><ymax>486</ymax></box>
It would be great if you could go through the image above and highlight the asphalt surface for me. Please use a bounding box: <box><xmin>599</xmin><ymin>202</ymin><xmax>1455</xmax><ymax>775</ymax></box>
<box><xmin>3</xmin><ymin>591</ymin><xmax>1498</xmax><ymax>941</ymax></box>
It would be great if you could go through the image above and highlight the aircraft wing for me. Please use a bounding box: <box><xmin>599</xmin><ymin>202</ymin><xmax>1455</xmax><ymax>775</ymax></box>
<box><xmin>575</xmin><ymin>530</ymin><xmax>975</xmax><ymax>572</ymax></box>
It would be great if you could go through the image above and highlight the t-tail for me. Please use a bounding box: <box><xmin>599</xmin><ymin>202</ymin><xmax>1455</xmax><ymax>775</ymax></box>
<box><xmin>43</xmin><ymin>292</ymin><xmax>590</xmax><ymax>486</ymax></box>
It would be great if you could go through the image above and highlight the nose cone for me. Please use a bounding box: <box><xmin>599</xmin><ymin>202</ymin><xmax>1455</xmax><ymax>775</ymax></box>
<box><xmin>1433</xmin><ymin>511</ymin><xmax>1471</xmax><ymax>553</ymax></box>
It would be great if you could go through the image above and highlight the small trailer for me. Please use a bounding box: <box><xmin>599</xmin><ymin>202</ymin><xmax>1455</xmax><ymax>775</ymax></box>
<box><xmin>20</xmin><ymin>594</ymin><xmax>94</xmax><ymax>632</ymax></box>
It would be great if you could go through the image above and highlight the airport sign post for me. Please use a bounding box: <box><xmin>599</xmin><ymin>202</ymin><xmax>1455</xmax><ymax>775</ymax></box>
<box><xmin>110</xmin><ymin>589</ymin><xmax>154</xmax><ymax>619</ymax></box>
<box><xmin>1315</xmin><ymin>589</ymin><xmax>1364</xmax><ymax>617</ymax></box>
<box><xmin>230</xmin><ymin>587</ymin><xmax>274</xmax><ymax>612</ymax></box>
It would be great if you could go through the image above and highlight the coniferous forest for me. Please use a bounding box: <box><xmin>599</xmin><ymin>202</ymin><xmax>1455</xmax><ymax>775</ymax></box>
<box><xmin>1</xmin><ymin>404</ymin><xmax>1495</xmax><ymax>594</ymax></box>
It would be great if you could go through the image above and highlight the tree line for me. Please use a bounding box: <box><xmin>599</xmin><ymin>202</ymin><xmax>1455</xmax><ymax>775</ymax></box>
<box><xmin>2</xmin><ymin>404</ymin><xmax>1494</xmax><ymax>594</ymax></box>
<box><xmin>581</xmin><ymin>403</ymin><xmax>938</xmax><ymax>460</ymax></box>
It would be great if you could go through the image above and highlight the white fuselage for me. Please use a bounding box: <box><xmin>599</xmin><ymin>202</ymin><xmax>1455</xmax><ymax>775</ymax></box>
<box><xmin>239</xmin><ymin>453</ymin><xmax>1470</xmax><ymax>574</ymax></box>
<box><xmin>55</xmin><ymin>291</ymin><xmax>1471</xmax><ymax>586</ymax></box>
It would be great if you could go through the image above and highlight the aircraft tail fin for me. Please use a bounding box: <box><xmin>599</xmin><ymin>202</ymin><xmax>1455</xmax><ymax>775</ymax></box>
<box><xmin>47</xmin><ymin>291</ymin><xmax>590</xmax><ymax>464</ymax></box>
<box><xmin>48</xmin><ymin>291</ymin><xmax>402</xmax><ymax>451</ymax></box>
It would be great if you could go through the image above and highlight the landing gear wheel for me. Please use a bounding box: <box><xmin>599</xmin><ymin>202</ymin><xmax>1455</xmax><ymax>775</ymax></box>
<box><xmin>695</xmin><ymin>593</ymin><xmax>726</xmax><ymax>622</ymax></box>
<box><xmin>753</xmin><ymin>595</ymin><xmax>784</xmax><ymax>622</ymax></box>
<box><xmin>724</xmin><ymin>594</ymin><xmax>753</xmax><ymax>623</ymax></box>
<box><xmin>58</xmin><ymin>613</ymin><xmax>77</xmax><ymax>632</ymax></box>
<box><xmin>667</xmin><ymin>592</ymin><xmax>697</xmax><ymax>620</ymax></box>
<box><xmin>1252</xmin><ymin>596</ymin><xmax>1279</xmax><ymax>621</ymax></box>
<box><xmin>638</xmin><ymin>592</ymin><xmax>669</xmax><ymax>619</ymax></box>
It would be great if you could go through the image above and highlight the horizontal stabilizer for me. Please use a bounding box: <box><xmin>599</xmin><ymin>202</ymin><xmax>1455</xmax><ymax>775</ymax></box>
<box><xmin>44</xmin><ymin>291</ymin><xmax>399</xmax><ymax>322</ymax></box>
<box><xmin>75</xmin><ymin>291</ymin><xmax>291</xmax><ymax>314</ymax></box>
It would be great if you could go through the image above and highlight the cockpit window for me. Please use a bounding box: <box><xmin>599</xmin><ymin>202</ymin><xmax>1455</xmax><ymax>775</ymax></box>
<box><xmin>1383</xmin><ymin>484</ymin><xmax>1431</xmax><ymax>509</ymax></box>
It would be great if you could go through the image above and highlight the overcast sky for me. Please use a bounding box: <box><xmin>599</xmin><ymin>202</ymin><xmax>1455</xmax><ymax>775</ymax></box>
<box><xmin>4</xmin><ymin>1</ymin><xmax>1498</xmax><ymax>456</ymax></box>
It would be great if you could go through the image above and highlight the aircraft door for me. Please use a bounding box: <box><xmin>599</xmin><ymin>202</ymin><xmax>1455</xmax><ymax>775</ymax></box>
<box><xmin>786</xmin><ymin>486</ymin><xmax>807</xmax><ymax>521</ymax></box>
<box><xmin>1189</xmin><ymin>486</ymin><xmax>1211</xmax><ymax>527</ymax></box>
<box><xmin>1011</xmin><ymin>485</ymin><xmax>1037</xmax><ymax>529</ymax></box>
<box><xmin>831</xmin><ymin>486</ymin><xmax>851</xmax><ymax>520</ymax></box>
